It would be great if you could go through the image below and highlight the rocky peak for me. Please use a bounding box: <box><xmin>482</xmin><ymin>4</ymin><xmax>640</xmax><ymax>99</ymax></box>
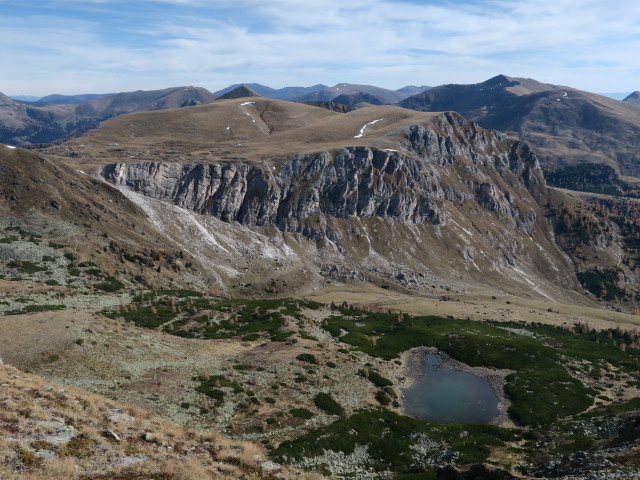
<box><xmin>479</xmin><ymin>74</ymin><xmax>517</xmax><ymax>90</ymax></box>
<box><xmin>217</xmin><ymin>86</ymin><xmax>262</xmax><ymax>100</ymax></box>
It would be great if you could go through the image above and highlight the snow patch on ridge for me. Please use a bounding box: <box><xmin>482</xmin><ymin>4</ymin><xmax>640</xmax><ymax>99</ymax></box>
<box><xmin>354</xmin><ymin>119</ymin><xmax>383</xmax><ymax>138</ymax></box>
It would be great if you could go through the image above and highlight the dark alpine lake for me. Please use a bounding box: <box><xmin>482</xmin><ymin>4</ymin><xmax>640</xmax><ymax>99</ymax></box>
<box><xmin>403</xmin><ymin>353</ymin><xmax>499</xmax><ymax>424</ymax></box>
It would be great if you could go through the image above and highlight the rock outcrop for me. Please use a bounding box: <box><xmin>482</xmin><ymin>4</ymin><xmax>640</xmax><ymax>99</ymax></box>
<box><xmin>101</xmin><ymin>113</ymin><xmax>543</xmax><ymax>241</ymax></box>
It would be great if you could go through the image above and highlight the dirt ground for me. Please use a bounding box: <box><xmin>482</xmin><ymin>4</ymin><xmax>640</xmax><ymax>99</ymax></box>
<box><xmin>0</xmin><ymin>310</ymin><xmax>92</xmax><ymax>369</ymax></box>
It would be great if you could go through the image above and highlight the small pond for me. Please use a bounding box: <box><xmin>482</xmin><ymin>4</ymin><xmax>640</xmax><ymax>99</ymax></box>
<box><xmin>403</xmin><ymin>353</ymin><xmax>499</xmax><ymax>424</ymax></box>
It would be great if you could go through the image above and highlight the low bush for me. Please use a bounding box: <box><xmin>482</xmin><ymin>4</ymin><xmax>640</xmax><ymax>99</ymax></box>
<box><xmin>313</xmin><ymin>393</ymin><xmax>345</xmax><ymax>416</ymax></box>
<box><xmin>296</xmin><ymin>353</ymin><xmax>317</xmax><ymax>364</ymax></box>
<box><xmin>290</xmin><ymin>408</ymin><xmax>314</xmax><ymax>419</ymax></box>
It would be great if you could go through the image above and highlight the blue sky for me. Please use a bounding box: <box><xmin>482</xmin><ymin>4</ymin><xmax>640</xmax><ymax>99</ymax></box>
<box><xmin>1</xmin><ymin>0</ymin><xmax>639</xmax><ymax>96</ymax></box>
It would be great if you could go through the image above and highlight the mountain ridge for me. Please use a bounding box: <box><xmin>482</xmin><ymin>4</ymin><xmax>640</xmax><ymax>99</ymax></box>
<box><xmin>0</xmin><ymin>86</ymin><xmax>216</xmax><ymax>146</ymax></box>
<box><xmin>297</xmin><ymin>83</ymin><xmax>410</xmax><ymax>104</ymax></box>
<box><xmin>623</xmin><ymin>91</ymin><xmax>640</xmax><ymax>106</ymax></box>
<box><xmin>399</xmin><ymin>74</ymin><xmax>640</xmax><ymax>175</ymax></box>
<box><xmin>39</xmin><ymin>93</ymin><xmax>116</xmax><ymax>105</ymax></box>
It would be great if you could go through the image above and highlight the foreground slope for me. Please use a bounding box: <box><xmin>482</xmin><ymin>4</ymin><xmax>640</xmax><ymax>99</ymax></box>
<box><xmin>399</xmin><ymin>75</ymin><xmax>640</xmax><ymax>175</ymax></box>
<box><xmin>0</xmin><ymin>363</ymin><xmax>324</xmax><ymax>480</ymax></box>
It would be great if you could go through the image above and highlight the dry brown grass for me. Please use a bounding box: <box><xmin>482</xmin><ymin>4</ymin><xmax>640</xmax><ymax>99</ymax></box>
<box><xmin>51</xmin><ymin>97</ymin><xmax>436</xmax><ymax>169</ymax></box>
<box><xmin>307</xmin><ymin>282</ymin><xmax>640</xmax><ymax>332</ymax></box>
<box><xmin>0</xmin><ymin>363</ymin><xmax>326</xmax><ymax>480</ymax></box>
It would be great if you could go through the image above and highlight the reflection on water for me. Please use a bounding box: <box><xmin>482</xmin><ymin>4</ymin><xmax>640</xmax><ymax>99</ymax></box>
<box><xmin>403</xmin><ymin>354</ymin><xmax>499</xmax><ymax>424</ymax></box>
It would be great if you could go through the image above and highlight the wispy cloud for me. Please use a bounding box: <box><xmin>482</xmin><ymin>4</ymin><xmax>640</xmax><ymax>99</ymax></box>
<box><xmin>1</xmin><ymin>0</ymin><xmax>639</xmax><ymax>95</ymax></box>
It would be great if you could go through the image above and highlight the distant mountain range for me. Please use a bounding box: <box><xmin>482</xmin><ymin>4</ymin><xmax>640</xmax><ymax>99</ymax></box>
<box><xmin>38</xmin><ymin>93</ymin><xmax>116</xmax><ymax>105</ymax></box>
<box><xmin>1</xmin><ymin>77</ymin><xmax>639</xmax><ymax>175</ymax></box>
<box><xmin>213</xmin><ymin>82</ymin><xmax>430</xmax><ymax>103</ymax></box>
<box><xmin>296</xmin><ymin>83</ymin><xmax>412</xmax><ymax>104</ymax></box>
<box><xmin>213</xmin><ymin>83</ymin><xmax>328</xmax><ymax>100</ymax></box>
<box><xmin>8</xmin><ymin>95</ymin><xmax>41</xmax><ymax>102</ymax></box>
<box><xmin>0</xmin><ymin>86</ymin><xmax>215</xmax><ymax>146</ymax></box>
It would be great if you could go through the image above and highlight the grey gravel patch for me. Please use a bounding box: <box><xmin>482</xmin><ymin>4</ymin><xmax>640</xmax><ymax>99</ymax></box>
<box><xmin>41</xmin><ymin>425</ymin><xmax>77</xmax><ymax>445</ymax></box>
<box><xmin>34</xmin><ymin>449</ymin><xmax>57</xmax><ymax>461</ymax></box>
<box><xmin>288</xmin><ymin>444</ymin><xmax>380</xmax><ymax>479</ymax></box>
<box><xmin>107</xmin><ymin>411</ymin><xmax>134</xmax><ymax>424</ymax></box>
<box><xmin>37</xmin><ymin>420</ymin><xmax>66</xmax><ymax>430</ymax></box>
<box><xmin>114</xmin><ymin>454</ymin><xmax>148</xmax><ymax>467</ymax></box>
<box><xmin>0</xmin><ymin>291</ymin><xmax>131</xmax><ymax>315</ymax></box>
<box><xmin>260</xmin><ymin>461</ymin><xmax>281</xmax><ymax>472</ymax></box>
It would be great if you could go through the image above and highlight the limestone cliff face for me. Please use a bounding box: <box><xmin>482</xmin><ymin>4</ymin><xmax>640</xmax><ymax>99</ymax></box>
<box><xmin>100</xmin><ymin>113</ymin><xmax>544</xmax><ymax>240</ymax></box>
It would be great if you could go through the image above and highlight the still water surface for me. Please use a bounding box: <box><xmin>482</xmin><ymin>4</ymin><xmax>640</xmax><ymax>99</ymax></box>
<box><xmin>403</xmin><ymin>354</ymin><xmax>499</xmax><ymax>424</ymax></box>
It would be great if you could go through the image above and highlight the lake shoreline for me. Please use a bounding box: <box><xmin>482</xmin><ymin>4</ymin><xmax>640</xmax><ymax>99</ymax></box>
<box><xmin>398</xmin><ymin>346</ymin><xmax>515</xmax><ymax>427</ymax></box>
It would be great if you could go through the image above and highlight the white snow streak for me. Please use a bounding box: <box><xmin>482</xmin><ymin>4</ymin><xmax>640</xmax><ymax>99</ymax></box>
<box><xmin>5</xmin><ymin>145</ymin><xmax>16</xmax><ymax>149</ymax></box>
<box><xmin>180</xmin><ymin>209</ymin><xmax>231</xmax><ymax>255</ymax></box>
<box><xmin>512</xmin><ymin>266</ymin><xmax>554</xmax><ymax>301</ymax></box>
<box><xmin>353</xmin><ymin>118</ymin><xmax>383</xmax><ymax>138</ymax></box>
<box><xmin>450</xmin><ymin>219</ymin><xmax>473</xmax><ymax>237</ymax></box>
<box><xmin>239</xmin><ymin>101</ymin><xmax>255</xmax><ymax>106</ymax></box>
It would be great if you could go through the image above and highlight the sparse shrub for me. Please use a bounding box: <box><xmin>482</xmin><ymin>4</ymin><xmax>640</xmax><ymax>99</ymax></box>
<box><xmin>61</xmin><ymin>436</ymin><xmax>95</xmax><ymax>458</ymax></box>
<box><xmin>313</xmin><ymin>393</ymin><xmax>344</xmax><ymax>416</ymax></box>
<box><xmin>359</xmin><ymin>369</ymin><xmax>393</xmax><ymax>387</ymax></box>
<box><xmin>233</xmin><ymin>364</ymin><xmax>251</xmax><ymax>371</ymax></box>
<box><xmin>16</xmin><ymin>448</ymin><xmax>43</xmax><ymax>467</ymax></box>
<box><xmin>296</xmin><ymin>353</ymin><xmax>317</xmax><ymax>364</ymax></box>
<box><xmin>375</xmin><ymin>390</ymin><xmax>391</xmax><ymax>405</ymax></box>
<box><xmin>290</xmin><ymin>408</ymin><xmax>314</xmax><ymax>419</ymax></box>
<box><xmin>203</xmin><ymin>389</ymin><xmax>224</xmax><ymax>401</ymax></box>
<box><xmin>94</xmin><ymin>276</ymin><xmax>124</xmax><ymax>292</ymax></box>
